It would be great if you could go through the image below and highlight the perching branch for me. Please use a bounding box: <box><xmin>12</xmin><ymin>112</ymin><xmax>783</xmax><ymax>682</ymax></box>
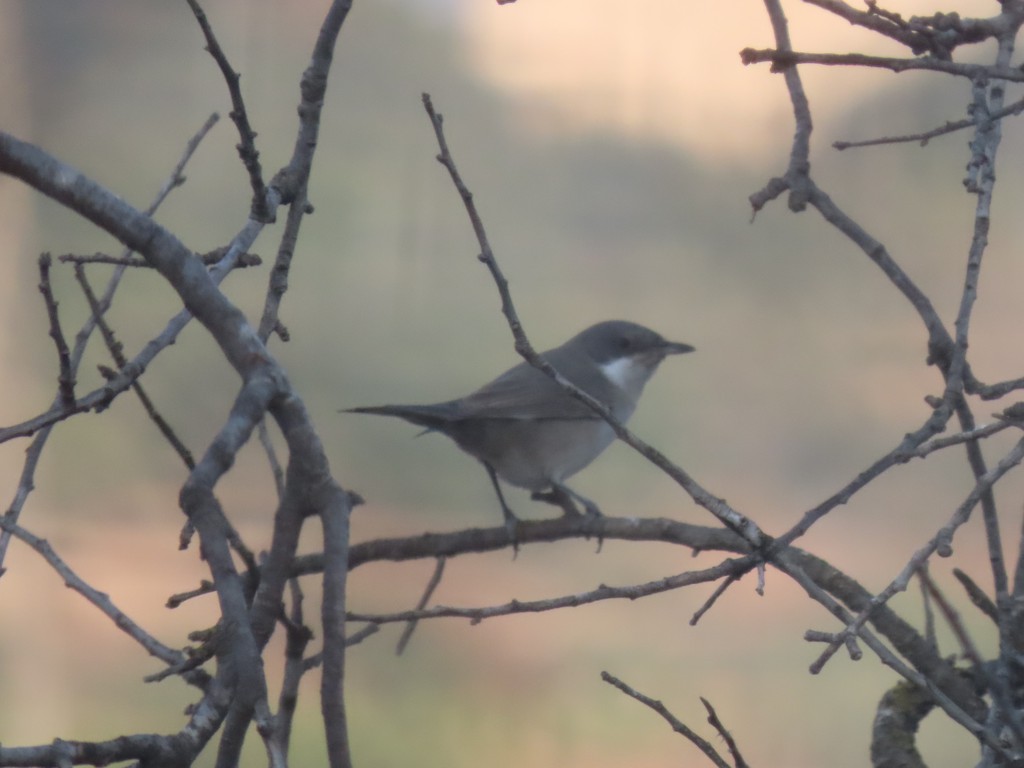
<box><xmin>422</xmin><ymin>93</ymin><xmax>765</xmax><ymax>548</ymax></box>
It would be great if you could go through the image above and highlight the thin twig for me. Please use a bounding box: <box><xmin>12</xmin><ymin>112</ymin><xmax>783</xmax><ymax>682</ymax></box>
<box><xmin>775</xmin><ymin>552</ymin><xmax>999</xmax><ymax>753</ymax></box>
<box><xmin>37</xmin><ymin>253</ymin><xmax>75</xmax><ymax>406</ymax></box>
<box><xmin>58</xmin><ymin>249</ymin><xmax>261</xmax><ymax>269</ymax></box>
<box><xmin>917</xmin><ymin>564</ymin><xmax>937</xmax><ymax>652</ymax></box>
<box><xmin>421</xmin><ymin>93</ymin><xmax>525</xmax><ymax>349</ymax></box>
<box><xmin>808</xmin><ymin>437</ymin><xmax>1024</xmax><ymax>673</ymax></box>
<box><xmin>0</xmin><ymin>516</ymin><xmax>191</xmax><ymax>673</ymax></box>
<box><xmin>952</xmin><ymin>568</ymin><xmax>999</xmax><ymax>623</ymax></box>
<box><xmin>601</xmin><ymin>672</ymin><xmax>732</xmax><ymax>768</ymax></box>
<box><xmin>968</xmin><ymin>374</ymin><xmax>1024</xmax><ymax>400</ymax></box>
<box><xmin>690</xmin><ymin>573</ymin><xmax>741</xmax><ymax>626</ymax></box>
<box><xmin>348</xmin><ymin>556</ymin><xmax>757</xmax><ymax>626</ymax></box>
<box><xmin>396</xmin><ymin>557</ymin><xmax>447</xmax><ymax>655</ymax></box>
<box><xmin>303</xmin><ymin>625</ymin><xmax>380</xmax><ymax>672</ymax></box>
<box><xmin>803</xmin><ymin>0</ymin><xmax>945</xmax><ymax>56</ymax></box>
<box><xmin>700</xmin><ymin>697</ymin><xmax>750</xmax><ymax>768</ymax></box>
<box><xmin>906</xmin><ymin>421</ymin><xmax>1012</xmax><ymax>460</ymax></box>
<box><xmin>920</xmin><ymin>568</ymin><xmax>1024</xmax><ymax>750</ymax></box>
<box><xmin>74</xmin><ymin>264</ymin><xmax>196</xmax><ymax>469</ymax></box>
<box><xmin>258</xmin><ymin>420</ymin><xmax>286</xmax><ymax>499</ymax></box>
<box><xmin>0</xmin><ymin>195</ymin><xmax>278</xmax><ymax>447</ymax></box>
<box><xmin>749</xmin><ymin>0</ymin><xmax>960</xmax><ymax>564</ymax></box>
<box><xmin>185</xmin><ymin>0</ymin><xmax>268</xmax><ymax>220</ymax></box>
<box><xmin>150</xmin><ymin>112</ymin><xmax>221</xmax><ymax>212</ymax></box>
<box><xmin>834</xmin><ymin>95</ymin><xmax>1024</xmax><ymax>149</ymax></box>
<box><xmin>0</xmin><ymin>114</ymin><xmax>218</xmax><ymax>573</ymax></box>
<box><xmin>741</xmin><ymin>47</ymin><xmax>1024</xmax><ymax>83</ymax></box>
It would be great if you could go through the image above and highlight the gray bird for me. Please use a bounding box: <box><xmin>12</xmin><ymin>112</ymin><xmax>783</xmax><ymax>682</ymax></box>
<box><xmin>345</xmin><ymin>320</ymin><xmax>694</xmax><ymax>527</ymax></box>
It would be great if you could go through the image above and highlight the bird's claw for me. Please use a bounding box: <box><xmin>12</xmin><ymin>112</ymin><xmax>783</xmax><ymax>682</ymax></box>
<box><xmin>502</xmin><ymin>509</ymin><xmax>521</xmax><ymax>557</ymax></box>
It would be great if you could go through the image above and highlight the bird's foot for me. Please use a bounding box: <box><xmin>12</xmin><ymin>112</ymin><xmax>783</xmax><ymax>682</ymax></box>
<box><xmin>549</xmin><ymin>484</ymin><xmax>604</xmax><ymax>552</ymax></box>
<box><xmin>535</xmin><ymin>484</ymin><xmax>604</xmax><ymax>519</ymax></box>
<box><xmin>531</xmin><ymin>488</ymin><xmax>581</xmax><ymax>518</ymax></box>
<box><xmin>501</xmin><ymin>507</ymin><xmax>521</xmax><ymax>558</ymax></box>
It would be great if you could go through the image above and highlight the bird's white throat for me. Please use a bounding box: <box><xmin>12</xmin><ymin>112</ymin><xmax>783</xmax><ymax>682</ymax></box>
<box><xmin>599</xmin><ymin>356</ymin><xmax>649</xmax><ymax>394</ymax></box>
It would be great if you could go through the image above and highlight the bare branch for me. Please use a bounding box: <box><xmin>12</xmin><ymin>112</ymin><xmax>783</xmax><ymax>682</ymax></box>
<box><xmin>809</xmin><ymin>436</ymin><xmax>1024</xmax><ymax>672</ymax></box>
<box><xmin>917</xmin><ymin>564</ymin><xmax>938</xmax><ymax>651</ymax></box>
<box><xmin>700</xmin><ymin>697</ymin><xmax>750</xmax><ymax>768</ymax></box>
<box><xmin>953</xmin><ymin>567</ymin><xmax>999</xmax><ymax>623</ymax></box>
<box><xmin>185</xmin><ymin>0</ymin><xmax>269</xmax><ymax>221</ymax></box>
<box><xmin>148</xmin><ymin>112</ymin><xmax>221</xmax><ymax>213</ymax></box>
<box><xmin>396</xmin><ymin>557</ymin><xmax>447</xmax><ymax>655</ymax></box>
<box><xmin>0</xmin><ymin>130</ymin><xmax>273</xmax><ymax>382</ymax></box>
<box><xmin>920</xmin><ymin>569</ymin><xmax>1024</xmax><ymax>749</ymax></box>
<box><xmin>760</xmin><ymin>0</ymin><xmax>812</xmax><ymax>210</ymax></box>
<box><xmin>770</xmin><ymin>409</ymin><xmax>955</xmax><ymax>554</ymax></box>
<box><xmin>277</xmin><ymin>578</ymin><xmax>312</xmax><ymax>755</ymax></box>
<box><xmin>255</xmin><ymin>0</ymin><xmax>354</xmax><ymax>354</ymax></box>
<box><xmin>906</xmin><ymin>420</ymin><xmax>1012</xmax><ymax>460</ymax></box>
<box><xmin>740</xmin><ymin>47</ymin><xmax>1024</xmax><ymax>82</ymax></box>
<box><xmin>258</xmin><ymin>420</ymin><xmax>287</xmax><ymax>499</ymax></box>
<box><xmin>0</xmin><ymin>113</ymin><xmax>218</xmax><ymax>574</ymax></box>
<box><xmin>775</xmin><ymin>553</ymin><xmax>998</xmax><ymax>753</ymax></box>
<box><xmin>689</xmin><ymin>573</ymin><xmax>741</xmax><ymax>626</ymax></box>
<box><xmin>57</xmin><ymin>249</ymin><xmax>262</xmax><ymax>269</ymax></box>
<box><xmin>347</xmin><ymin>555</ymin><xmax>756</xmax><ymax>626</ymax></box>
<box><xmin>952</xmin><ymin>30</ymin><xmax>1021</xmax><ymax>614</ymax></box>
<box><xmin>0</xmin><ymin>516</ymin><xmax>193</xmax><ymax>675</ymax></box>
<box><xmin>320</xmin><ymin>487</ymin><xmax>354</xmax><ymax>768</ymax></box>
<box><xmin>183</xmin><ymin>403</ymin><xmax>280</xmax><ymax>768</ymax></box>
<box><xmin>803</xmin><ymin>0</ymin><xmax>943</xmax><ymax>55</ymax></box>
<box><xmin>421</xmin><ymin>92</ymin><xmax>764</xmax><ymax>548</ymax></box>
<box><xmin>834</xmin><ymin>95</ymin><xmax>1024</xmax><ymax>149</ymax></box>
<box><xmin>601</xmin><ymin>672</ymin><xmax>732</xmax><ymax>768</ymax></box>
<box><xmin>36</xmin><ymin>253</ymin><xmax>75</xmax><ymax>406</ymax></box>
<box><xmin>74</xmin><ymin>264</ymin><xmax>197</xmax><ymax>468</ymax></box>
<box><xmin>421</xmin><ymin>92</ymin><xmax>526</xmax><ymax>351</ymax></box>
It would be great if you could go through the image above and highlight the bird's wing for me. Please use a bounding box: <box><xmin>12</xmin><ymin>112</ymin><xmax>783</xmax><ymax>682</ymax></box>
<box><xmin>453</xmin><ymin>356</ymin><xmax>605</xmax><ymax>421</ymax></box>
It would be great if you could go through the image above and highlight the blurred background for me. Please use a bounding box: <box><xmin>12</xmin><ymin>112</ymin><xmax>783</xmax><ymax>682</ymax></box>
<box><xmin>2</xmin><ymin>1</ymin><xmax>1023</xmax><ymax>766</ymax></box>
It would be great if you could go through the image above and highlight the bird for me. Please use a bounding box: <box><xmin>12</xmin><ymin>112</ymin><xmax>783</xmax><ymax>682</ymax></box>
<box><xmin>345</xmin><ymin>320</ymin><xmax>694</xmax><ymax>529</ymax></box>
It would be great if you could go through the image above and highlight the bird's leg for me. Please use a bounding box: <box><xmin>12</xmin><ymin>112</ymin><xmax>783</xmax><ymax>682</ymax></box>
<box><xmin>532</xmin><ymin>483</ymin><xmax>603</xmax><ymax>518</ymax></box>
<box><xmin>484</xmin><ymin>463</ymin><xmax>520</xmax><ymax>542</ymax></box>
<box><xmin>531</xmin><ymin>486</ymin><xmax>580</xmax><ymax>517</ymax></box>
<box><xmin>532</xmin><ymin>484</ymin><xmax>604</xmax><ymax>552</ymax></box>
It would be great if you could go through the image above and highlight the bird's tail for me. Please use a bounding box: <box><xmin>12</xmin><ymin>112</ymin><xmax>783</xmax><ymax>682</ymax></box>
<box><xmin>343</xmin><ymin>403</ymin><xmax>458</xmax><ymax>430</ymax></box>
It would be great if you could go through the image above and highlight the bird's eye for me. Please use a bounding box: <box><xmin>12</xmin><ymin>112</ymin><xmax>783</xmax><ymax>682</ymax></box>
<box><xmin>617</xmin><ymin>336</ymin><xmax>632</xmax><ymax>351</ymax></box>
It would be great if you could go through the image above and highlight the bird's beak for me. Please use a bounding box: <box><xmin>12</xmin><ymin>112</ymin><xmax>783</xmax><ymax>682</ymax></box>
<box><xmin>662</xmin><ymin>341</ymin><xmax>695</xmax><ymax>356</ymax></box>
